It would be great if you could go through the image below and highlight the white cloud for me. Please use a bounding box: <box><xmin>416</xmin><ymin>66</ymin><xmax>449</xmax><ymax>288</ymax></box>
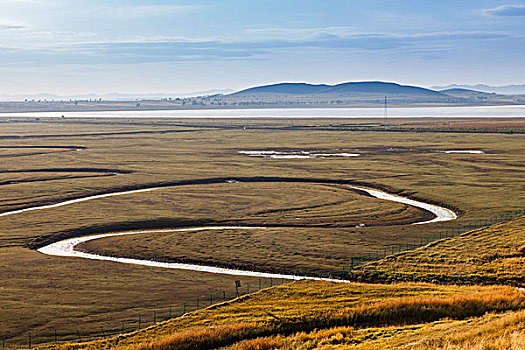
<box><xmin>87</xmin><ymin>4</ymin><xmax>199</xmax><ymax>19</ymax></box>
<box><xmin>484</xmin><ymin>5</ymin><xmax>525</xmax><ymax>17</ymax></box>
<box><xmin>244</xmin><ymin>26</ymin><xmax>356</xmax><ymax>40</ymax></box>
<box><xmin>0</xmin><ymin>19</ymin><xmax>29</xmax><ymax>30</ymax></box>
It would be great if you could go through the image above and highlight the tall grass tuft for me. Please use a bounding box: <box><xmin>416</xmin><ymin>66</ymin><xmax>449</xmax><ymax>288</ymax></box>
<box><xmin>120</xmin><ymin>289</ymin><xmax>524</xmax><ymax>350</ymax></box>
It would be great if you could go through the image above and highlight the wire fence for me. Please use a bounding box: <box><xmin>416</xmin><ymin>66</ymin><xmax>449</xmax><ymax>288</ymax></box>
<box><xmin>3</xmin><ymin>209</ymin><xmax>524</xmax><ymax>348</ymax></box>
<box><xmin>345</xmin><ymin>209</ymin><xmax>525</xmax><ymax>270</ymax></box>
<box><xmin>2</xmin><ymin>277</ymin><xmax>290</xmax><ymax>349</ymax></box>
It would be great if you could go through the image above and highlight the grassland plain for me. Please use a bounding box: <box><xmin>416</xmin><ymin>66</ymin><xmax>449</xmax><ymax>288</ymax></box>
<box><xmin>36</xmin><ymin>280</ymin><xmax>525</xmax><ymax>350</ymax></box>
<box><xmin>0</xmin><ymin>117</ymin><xmax>523</xmax><ymax>347</ymax></box>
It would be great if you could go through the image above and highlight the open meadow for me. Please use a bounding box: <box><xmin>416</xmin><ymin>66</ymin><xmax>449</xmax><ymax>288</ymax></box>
<box><xmin>0</xmin><ymin>116</ymin><xmax>523</xmax><ymax>348</ymax></box>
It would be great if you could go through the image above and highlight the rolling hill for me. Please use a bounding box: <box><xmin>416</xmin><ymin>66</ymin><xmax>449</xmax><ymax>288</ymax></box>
<box><xmin>218</xmin><ymin>81</ymin><xmax>523</xmax><ymax>106</ymax></box>
<box><xmin>231</xmin><ymin>81</ymin><xmax>445</xmax><ymax>97</ymax></box>
<box><xmin>433</xmin><ymin>84</ymin><xmax>525</xmax><ymax>95</ymax></box>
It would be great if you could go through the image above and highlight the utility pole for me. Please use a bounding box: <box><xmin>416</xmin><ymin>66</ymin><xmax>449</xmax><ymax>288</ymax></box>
<box><xmin>384</xmin><ymin>96</ymin><xmax>388</xmax><ymax>127</ymax></box>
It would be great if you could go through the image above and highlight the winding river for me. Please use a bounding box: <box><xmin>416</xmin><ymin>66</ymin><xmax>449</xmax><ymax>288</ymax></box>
<box><xmin>25</xmin><ymin>180</ymin><xmax>458</xmax><ymax>280</ymax></box>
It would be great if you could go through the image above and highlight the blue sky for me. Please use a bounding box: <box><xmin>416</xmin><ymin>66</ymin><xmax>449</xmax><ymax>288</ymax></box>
<box><xmin>0</xmin><ymin>0</ymin><xmax>524</xmax><ymax>95</ymax></box>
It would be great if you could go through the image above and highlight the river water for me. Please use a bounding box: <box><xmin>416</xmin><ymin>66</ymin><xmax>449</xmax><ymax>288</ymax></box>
<box><xmin>1</xmin><ymin>105</ymin><xmax>524</xmax><ymax>118</ymax></box>
<box><xmin>36</xmin><ymin>182</ymin><xmax>456</xmax><ymax>279</ymax></box>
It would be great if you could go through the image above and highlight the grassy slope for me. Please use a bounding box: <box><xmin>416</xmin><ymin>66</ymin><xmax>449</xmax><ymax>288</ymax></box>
<box><xmin>227</xmin><ymin>309</ymin><xmax>525</xmax><ymax>349</ymax></box>
<box><xmin>38</xmin><ymin>280</ymin><xmax>525</xmax><ymax>350</ymax></box>
<box><xmin>353</xmin><ymin>217</ymin><xmax>525</xmax><ymax>286</ymax></box>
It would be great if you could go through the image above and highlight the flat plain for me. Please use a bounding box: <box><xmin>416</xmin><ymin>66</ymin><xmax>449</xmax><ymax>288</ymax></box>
<box><xmin>0</xmin><ymin>116</ymin><xmax>523</xmax><ymax>347</ymax></box>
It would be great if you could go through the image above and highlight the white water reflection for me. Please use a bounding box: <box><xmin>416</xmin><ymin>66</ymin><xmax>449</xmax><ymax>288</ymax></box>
<box><xmin>38</xmin><ymin>227</ymin><xmax>341</xmax><ymax>281</ymax></box>
<box><xmin>1</xmin><ymin>105</ymin><xmax>524</xmax><ymax>119</ymax></box>
<box><xmin>35</xmin><ymin>182</ymin><xmax>456</xmax><ymax>278</ymax></box>
<box><xmin>239</xmin><ymin>150</ymin><xmax>360</xmax><ymax>159</ymax></box>
<box><xmin>442</xmin><ymin>150</ymin><xmax>485</xmax><ymax>154</ymax></box>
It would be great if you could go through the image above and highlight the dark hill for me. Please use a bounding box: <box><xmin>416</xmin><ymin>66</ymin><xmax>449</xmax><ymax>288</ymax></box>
<box><xmin>319</xmin><ymin>82</ymin><xmax>444</xmax><ymax>96</ymax></box>
<box><xmin>232</xmin><ymin>81</ymin><xmax>444</xmax><ymax>97</ymax></box>
<box><xmin>233</xmin><ymin>83</ymin><xmax>330</xmax><ymax>95</ymax></box>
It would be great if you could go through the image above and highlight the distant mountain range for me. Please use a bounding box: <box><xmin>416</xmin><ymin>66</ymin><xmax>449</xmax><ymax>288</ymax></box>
<box><xmin>232</xmin><ymin>81</ymin><xmax>444</xmax><ymax>97</ymax></box>
<box><xmin>438</xmin><ymin>88</ymin><xmax>503</xmax><ymax>98</ymax></box>
<box><xmin>220</xmin><ymin>81</ymin><xmax>525</xmax><ymax>105</ymax></box>
<box><xmin>432</xmin><ymin>84</ymin><xmax>525</xmax><ymax>95</ymax></box>
<box><xmin>3</xmin><ymin>82</ymin><xmax>525</xmax><ymax>103</ymax></box>
<box><xmin>1</xmin><ymin>82</ymin><xmax>524</xmax><ymax>112</ymax></box>
<box><xmin>197</xmin><ymin>81</ymin><xmax>525</xmax><ymax>107</ymax></box>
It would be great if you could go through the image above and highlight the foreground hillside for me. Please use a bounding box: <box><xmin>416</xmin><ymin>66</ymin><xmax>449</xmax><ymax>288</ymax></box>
<box><xmin>353</xmin><ymin>216</ymin><xmax>525</xmax><ymax>286</ymax></box>
<box><xmin>40</xmin><ymin>280</ymin><xmax>525</xmax><ymax>350</ymax></box>
<box><xmin>226</xmin><ymin>310</ymin><xmax>525</xmax><ymax>349</ymax></box>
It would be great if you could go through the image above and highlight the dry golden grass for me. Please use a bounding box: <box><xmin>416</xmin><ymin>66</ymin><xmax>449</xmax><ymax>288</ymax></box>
<box><xmin>34</xmin><ymin>280</ymin><xmax>525</xmax><ymax>350</ymax></box>
<box><xmin>354</xmin><ymin>217</ymin><xmax>525</xmax><ymax>286</ymax></box>
<box><xmin>224</xmin><ymin>310</ymin><xmax>525</xmax><ymax>349</ymax></box>
<box><xmin>0</xmin><ymin>118</ymin><xmax>523</xmax><ymax>347</ymax></box>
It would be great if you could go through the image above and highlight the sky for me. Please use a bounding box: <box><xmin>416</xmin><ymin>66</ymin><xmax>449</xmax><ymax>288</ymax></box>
<box><xmin>0</xmin><ymin>0</ymin><xmax>524</xmax><ymax>96</ymax></box>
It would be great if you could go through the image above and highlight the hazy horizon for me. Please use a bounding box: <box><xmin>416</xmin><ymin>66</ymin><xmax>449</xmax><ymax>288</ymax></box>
<box><xmin>1</xmin><ymin>1</ymin><xmax>524</xmax><ymax>95</ymax></box>
<box><xmin>3</xmin><ymin>82</ymin><xmax>525</xmax><ymax>104</ymax></box>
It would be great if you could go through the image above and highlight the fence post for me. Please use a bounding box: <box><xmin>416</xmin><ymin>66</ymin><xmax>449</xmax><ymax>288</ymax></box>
<box><xmin>100</xmin><ymin>327</ymin><xmax>105</xmax><ymax>337</ymax></box>
<box><xmin>247</xmin><ymin>283</ymin><xmax>250</xmax><ymax>294</ymax></box>
<box><xmin>197</xmin><ymin>298</ymin><xmax>199</xmax><ymax>309</ymax></box>
<box><xmin>54</xmin><ymin>329</ymin><xmax>57</xmax><ymax>344</ymax></box>
<box><xmin>77</xmin><ymin>330</ymin><xmax>81</xmax><ymax>342</ymax></box>
<box><xmin>122</xmin><ymin>321</ymin><xmax>125</xmax><ymax>334</ymax></box>
<box><xmin>169</xmin><ymin>306</ymin><xmax>172</xmax><ymax>318</ymax></box>
<box><xmin>2</xmin><ymin>335</ymin><xmax>4</xmax><ymax>350</ymax></box>
<box><xmin>154</xmin><ymin>311</ymin><xmax>156</xmax><ymax>324</ymax></box>
<box><xmin>223</xmin><ymin>291</ymin><xmax>226</xmax><ymax>301</ymax></box>
<box><xmin>138</xmin><ymin>316</ymin><xmax>141</xmax><ymax>330</ymax></box>
<box><xmin>28</xmin><ymin>332</ymin><xmax>31</xmax><ymax>349</ymax></box>
<box><xmin>183</xmin><ymin>303</ymin><xmax>186</xmax><ymax>314</ymax></box>
<box><xmin>210</xmin><ymin>295</ymin><xmax>213</xmax><ymax>306</ymax></box>
<box><xmin>259</xmin><ymin>279</ymin><xmax>262</xmax><ymax>290</ymax></box>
